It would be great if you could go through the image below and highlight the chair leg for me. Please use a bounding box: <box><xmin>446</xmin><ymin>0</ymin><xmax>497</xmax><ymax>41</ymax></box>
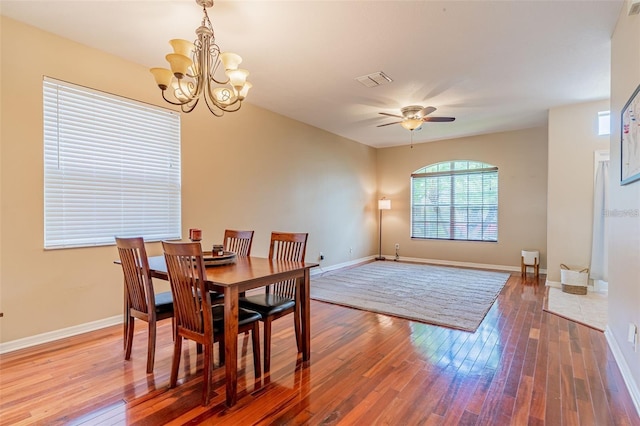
<box><xmin>201</xmin><ymin>343</ymin><xmax>212</xmax><ymax>406</ymax></box>
<box><xmin>293</xmin><ymin>308</ymin><xmax>302</xmax><ymax>353</ymax></box>
<box><xmin>124</xmin><ymin>316</ymin><xmax>134</xmax><ymax>360</ymax></box>
<box><xmin>146</xmin><ymin>320</ymin><xmax>156</xmax><ymax>374</ymax></box>
<box><xmin>251</xmin><ymin>322</ymin><xmax>261</xmax><ymax>377</ymax></box>
<box><xmin>170</xmin><ymin>336</ymin><xmax>182</xmax><ymax>388</ymax></box>
<box><xmin>521</xmin><ymin>256</ymin><xmax>525</xmax><ymax>277</ymax></box>
<box><xmin>263</xmin><ymin>318</ymin><xmax>273</xmax><ymax>373</ymax></box>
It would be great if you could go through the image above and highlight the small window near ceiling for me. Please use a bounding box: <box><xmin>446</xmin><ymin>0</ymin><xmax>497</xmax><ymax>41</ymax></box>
<box><xmin>43</xmin><ymin>77</ymin><xmax>182</xmax><ymax>249</ymax></box>
<box><xmin>598</xmin><ymin>111</ymin><xmax>610</xmax><ymax>136</ymax></box>
<box><xmin>411</xmin><ymin>160</ymin><xmax>498</xmax><ymax>242</ymax></box>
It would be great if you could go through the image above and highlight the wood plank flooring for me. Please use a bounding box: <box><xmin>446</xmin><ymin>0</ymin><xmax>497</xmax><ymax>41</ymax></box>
<box><xmin>1</xmin><ymin>273</ymin><xmax>639</xmax><ymax>425</ymax></box>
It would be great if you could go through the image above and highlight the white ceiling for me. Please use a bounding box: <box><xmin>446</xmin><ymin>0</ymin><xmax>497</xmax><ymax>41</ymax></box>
<box><xmin>0</xmin><ymin>0</ymin><xmax>623</xmax><ymax>148</ymax></box>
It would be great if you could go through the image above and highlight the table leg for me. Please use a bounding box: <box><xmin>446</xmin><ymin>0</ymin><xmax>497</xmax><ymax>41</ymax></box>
<box><xmin>224</xmin><ymin>286</ymin><xmax>239</xmax><ymax>407</ymax></box>
<box><xmin>301</xmin><ymin>268</ymin><xmax>311</xmax><ymax>361</ymax></box>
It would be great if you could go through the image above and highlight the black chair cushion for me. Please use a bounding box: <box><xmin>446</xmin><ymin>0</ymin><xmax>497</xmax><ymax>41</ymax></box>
<box><xmin>208</xmin><ymin>290</ymin><xmax>225</xmax><ymax>302</ymax></box>
<box><xmin>211</xmin><ymin>305</ymin><xmax>262</xmax><ymax>334</ymax></box>
<box><xmin>239</xmin><ymin>294</ymin><xmax>295</xmax><ymax>317</ymax></box>
<box><xmin>153</xmin><ymin>291</ymin><xmax>174</xmax><ymax>314</ymax></box>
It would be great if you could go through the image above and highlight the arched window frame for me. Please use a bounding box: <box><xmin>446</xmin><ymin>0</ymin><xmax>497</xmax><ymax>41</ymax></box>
<box><xmin>411</xmin><ymin>160</ymin><xmax>498</xmax><ymax>242</ymax></box>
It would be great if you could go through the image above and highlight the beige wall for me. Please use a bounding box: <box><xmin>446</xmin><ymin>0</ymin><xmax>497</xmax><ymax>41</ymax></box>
<box><xmin>546</xmin><ymin>100</ymin><xmax>610</xmax><ymax>283</ymax></box>
<box><xmin>376</xmin><ymin>127</ymin><xmax>548</xmax><ymax>268</ymax></box>
<box><xmin>609</xmin><ymin>2</ymin><xmax>640</xmax><ymax>403</ymax></box>
<box><xmin>0</xmin><ymin>17</ymin><xmax>377</xmax><ymax>343</ymax></box>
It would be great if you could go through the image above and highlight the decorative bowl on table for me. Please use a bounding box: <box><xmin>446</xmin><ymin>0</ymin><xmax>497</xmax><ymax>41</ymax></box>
<box><xmin>203</xmin><ymin>251</ymin><xmax>236</xmax><ymax>266</ymax></box>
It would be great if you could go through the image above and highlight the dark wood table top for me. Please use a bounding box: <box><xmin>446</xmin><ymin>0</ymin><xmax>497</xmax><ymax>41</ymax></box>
<box><xmin>147</xmin><ymin>255</ymin><xmax>318</xmax><ymax>292</ymax></box>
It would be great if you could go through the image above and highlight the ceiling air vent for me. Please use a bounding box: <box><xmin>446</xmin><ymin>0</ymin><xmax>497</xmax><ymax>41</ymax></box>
<box><xmin>355</xmin><ymin>71</ymin><xmax>393</xmax><ymax>88</ymax></box>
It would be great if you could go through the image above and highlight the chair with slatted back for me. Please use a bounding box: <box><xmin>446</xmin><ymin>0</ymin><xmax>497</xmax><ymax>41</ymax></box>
<box><xmin>208</xmin><ymin>229</ymin><xmax>255</xmax><ymax>303</ymax></box>
<box><xmin>223</xmin><ymin>229</ymin><xmax>254</xmax><ymax>257</ymax></box>
<box><xmin>116</xmin><ymin>237</ymin><xmax>174</xmax><ymax>374</ymax></box>
<box><xmin>239</xmin><ymin>231</ymin><xmax>308</xmax><ymax>373</ymax></box>
<box><xmin>162</xmin><ymin>241</ymin><xmax>262</xmax><ymax>406</ymax></box>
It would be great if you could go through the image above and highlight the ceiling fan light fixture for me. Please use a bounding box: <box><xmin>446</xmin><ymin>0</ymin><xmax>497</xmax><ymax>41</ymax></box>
<box><xmin>401</xmin><ymin>118</ymin><xmax>423</xmax><ymax>131</ymax></box>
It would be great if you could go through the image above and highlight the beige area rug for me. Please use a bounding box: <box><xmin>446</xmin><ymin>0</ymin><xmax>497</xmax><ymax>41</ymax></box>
<box><xmin>310</xmin><ymin>261</ymin><xmax>510</xmax><ymax>332</ymax></box>
<box><xmin>545</xmin><ymin>287</ymin><xmax>608</xmax><ymax>331</ymax></box>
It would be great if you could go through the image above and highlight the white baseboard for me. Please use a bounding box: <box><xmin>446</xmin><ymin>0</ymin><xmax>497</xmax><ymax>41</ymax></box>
<box><xmin>0</xmin><ymin>315</ymin><xmax>122</xmax><ymax>355</ymax></box>
<box><xmin>545</xmin><ymin>279</ymin><xmax>607</xmax><ymax>294</ymax></box>
<box><xmin>388</xmin><ymin>255</ymin><xmax>546</xmax><ymax>274</ymax></box>
<box><xmin>313</xmin><ymin>255</ymin><xmax>543</xmax><ymax>275</ymax></box>
<box><xmin>311</xmin><ymin>256</ymin><xmax>376</xmax><ymax>275</ymax></box>
<box><xmin>605</xmin><ymin>326</ymin><xmax>640</xmax><ymax>418</ymax></box>
<box><xmin>546</xmin><ymin>279</ymin><xmax>562</xmax><ymax>289</ymax></box>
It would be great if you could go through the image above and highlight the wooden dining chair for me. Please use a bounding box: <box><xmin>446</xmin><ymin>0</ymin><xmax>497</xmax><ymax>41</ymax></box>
<box><xmin>162</xmin><ymin>241</ymin><xmax>262</xmax><ymax>406</ymax></box>
<box><xmin>208</xmin><ymin>230</ymin><xmax>255</xmax><ymax>303</ymax></box>
<box><xmin>239</xmin><ymin>232</ymin><xmax>308</xmax><ymax>373</ymax></box>
<box><xmin>116</xmin><ymin>237</ymin><xmax>174</xmax><ymax>374</ymax></box>
<box><xmin>223</xmin><ymin>229</ymin><xmax>254</xmax><ymax>257</ymax></box>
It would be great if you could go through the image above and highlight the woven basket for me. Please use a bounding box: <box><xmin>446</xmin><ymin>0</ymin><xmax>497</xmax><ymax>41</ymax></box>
<box><xmin>560</xmin><ymin>264</ymin><xmax>589</xmax><ymax>295</ymax></box>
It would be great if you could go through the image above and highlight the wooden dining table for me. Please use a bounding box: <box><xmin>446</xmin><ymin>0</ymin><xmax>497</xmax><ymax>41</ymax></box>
<box><xmin>146</xmin><ymin>255</ymin><xmax>318</xmax><ymax>407</ymax></box>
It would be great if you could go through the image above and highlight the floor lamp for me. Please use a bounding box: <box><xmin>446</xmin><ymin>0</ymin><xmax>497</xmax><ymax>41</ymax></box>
<box><xmin>376</xmin><ymin>198</ymin><xmax>391</xmax><ymax>260</ymax></box>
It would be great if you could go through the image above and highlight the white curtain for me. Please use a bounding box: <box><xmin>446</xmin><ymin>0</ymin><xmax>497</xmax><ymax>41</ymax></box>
<box><xmin>590</xmin><ymin>160</ymin><xmax>609</xmax><ymax>281</ymax></box>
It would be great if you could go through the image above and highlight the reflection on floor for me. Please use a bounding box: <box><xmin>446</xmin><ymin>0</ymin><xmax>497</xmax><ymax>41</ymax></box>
<box><xmin>545</xmin><ymin>286</ymin><xmax>608</xmax><ymax>331</ymax></box>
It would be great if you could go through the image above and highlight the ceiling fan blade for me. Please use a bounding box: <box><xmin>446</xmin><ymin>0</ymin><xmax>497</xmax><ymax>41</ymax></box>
<box><xmin>422</xmin><ymin>116</ymin><xmax>455</xmax><ymax>122</ymax></box>
<box><xmin>379</xmin><ymin>112</ymin><xmax>404</xmax><ymax>119</ymax></box>
<box><xmin>417</xmin><ymin>106</ymin><xmax>437</xmax><ymax>118</ymax></box>
<box><xmin>376</xmin><ymin>121</ymin><xmax>403</xmax><ymax>127</ymax></box>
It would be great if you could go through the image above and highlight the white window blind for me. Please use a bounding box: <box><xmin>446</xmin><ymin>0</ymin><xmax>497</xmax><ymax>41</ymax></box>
<box><xmin>43</xmin><ymin>77</ymin><xmax>181</xmax><ymax>249</ymax></box>
<box><xmin>411</xmin><ymin>161</ymin><xmax>498</xmax><ymax>242</ymax></box>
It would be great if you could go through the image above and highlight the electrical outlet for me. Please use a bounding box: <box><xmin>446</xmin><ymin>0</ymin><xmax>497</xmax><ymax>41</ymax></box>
<box><xmin>395</xmin><ymin>243</ymin><xmax>400</xmax><ymax>250</ymax></box>
<box><xmin>319</xmin><ymin>252</ymin><xmax>324</xmax><ymax>261</ymax></box>
<box><xmin>349</xmin><ymin>247</ymin><xmax>353</xmax><ymax>254</ymax></box>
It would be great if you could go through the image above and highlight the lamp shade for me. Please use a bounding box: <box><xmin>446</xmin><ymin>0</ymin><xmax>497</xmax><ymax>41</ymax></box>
<box><xmin>169</xmin><ymin>39</ymin><xmax>195</xmax><ymax>57</ymax></box>
<box><xmin>378</xmin><ymin>199</ymin><xmax>391</xmax><ymax>210</ymax></box>
<box><xmin>238</xmin><ymin>81</ymin><xmax>252</xmax><ymax>100</ymax></box>
<box><xmin>226</xmin><ymin>69</ymin><xmax>249</xmax><ymax>88</ymax></box>
<box><xmin>166</xmin><ymin>53</ymin><xmax>193</xmax><ymax>78</ymax></box>
<box><xmin>150</xmin><ymin>68</ymin><xmax>174</xmax><ymax>90</ymax></box>
<box><xmin>213</xmin><ymin>87</ymin><xmax>233</xmax><ymax>105</ymax></box>
<box><xmin>220</xmin><ymin>52</ymin><xmax>242</xmax><ymax>71</ymax></box>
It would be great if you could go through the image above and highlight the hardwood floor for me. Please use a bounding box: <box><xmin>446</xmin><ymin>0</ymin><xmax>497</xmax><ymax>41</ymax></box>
<box><xmin>1</xmin><ymin>273</ymin><xmax>639</xmax><ymax>425</ymax></box>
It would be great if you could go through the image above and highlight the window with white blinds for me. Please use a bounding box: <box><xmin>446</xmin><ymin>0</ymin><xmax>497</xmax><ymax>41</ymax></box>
<box><xmin>411</xmin><ymin>161</ymin><xmax>498</xmax><ymax>242</ymax></box>
<box><xmin>43</xmin><ymin>77</ymin><xmax>181</xmax><ymax>249</ymax></box>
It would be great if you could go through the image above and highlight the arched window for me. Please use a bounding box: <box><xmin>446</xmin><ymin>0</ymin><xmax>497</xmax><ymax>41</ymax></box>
<box><xmin>411</xmin><ymin>160</ymin><xmax>498</xmax><ymax>241</ymax></box>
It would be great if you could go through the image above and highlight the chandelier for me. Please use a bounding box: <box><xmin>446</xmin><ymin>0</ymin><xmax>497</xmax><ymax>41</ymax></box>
<box><xmin>150</xmin><ymin>0</ymin><xmax>251</xmax><ymax>116</ymax></box>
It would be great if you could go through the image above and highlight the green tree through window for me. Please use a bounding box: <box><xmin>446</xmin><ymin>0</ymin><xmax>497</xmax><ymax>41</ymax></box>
<box><xmin>411</xmin><ymin>161</ymin><xmax>498</xmax><ymax>241</ymax></box>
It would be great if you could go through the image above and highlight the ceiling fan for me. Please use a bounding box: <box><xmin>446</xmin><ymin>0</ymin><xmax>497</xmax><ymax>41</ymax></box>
<box><xmin>377</xmin><ymin>105</ymin><xmax>455</xmax><ymax>130</ymax></box>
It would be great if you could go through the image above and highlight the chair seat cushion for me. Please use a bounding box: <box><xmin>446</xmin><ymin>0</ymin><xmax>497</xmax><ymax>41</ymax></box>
<box><xmin>154</xmin><ymin>291</ymin><xmax>174</xmax><ymax>314</ymax></box>
<box><xmin>211</xmin><ymin>305</ymin><xmax>262</xmax><ymax>334</ymax></box>
<box><xmin>239</xmin><ymin>294</ymin><xmax>295</xmax><ymax>317</ymax></box>
<box><xmin>208</xmin><ymin>290</ymin><xmax>224</xmax><ymax>302</ymax></box>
